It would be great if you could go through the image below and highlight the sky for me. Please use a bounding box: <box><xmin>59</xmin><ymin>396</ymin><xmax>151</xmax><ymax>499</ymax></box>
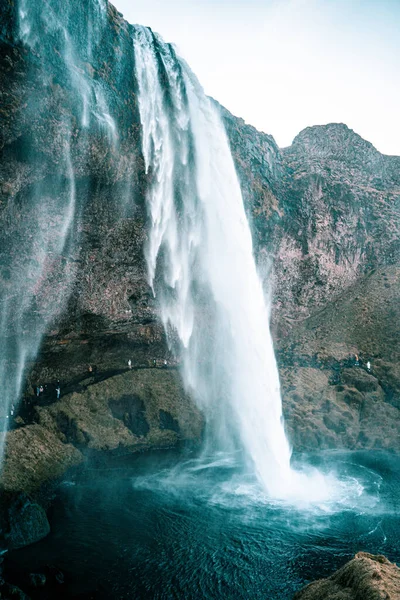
<box><xmin>113</xmin><ymin>0</ymin><xmax>400</xmax><ymax>155</ymax></box>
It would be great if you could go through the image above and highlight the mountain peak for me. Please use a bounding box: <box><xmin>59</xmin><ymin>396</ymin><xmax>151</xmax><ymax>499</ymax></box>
<box><xmin>290</xmin><ymin>123</ymin><xmax>381</xmax><ymax>160</ymax></box>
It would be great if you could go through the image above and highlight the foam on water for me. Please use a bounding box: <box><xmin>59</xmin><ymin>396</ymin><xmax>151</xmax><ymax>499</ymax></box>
<box><xmin>131</xmin><ymin>450</ymin><xmax>382</xmax><ymax>521</ymax></box>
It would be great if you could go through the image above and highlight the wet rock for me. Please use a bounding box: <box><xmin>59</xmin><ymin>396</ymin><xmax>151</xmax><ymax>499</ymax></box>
<box><xmin>35</xmin><ymin>369</ymin><xmax>202</xmax><ymax>455</ymax></box>
<box><xmin>293</xmin><ymin>552</ymin><xmax>400</xmax><ymax>600</ymax></box>
<box><xmin>280</xmin><ymin>265</ymin><xmax>400</xmax><ymax>451</ymax></box>
<box><xmin>159</xmin><ymin>410</ymin><xmax>180</xmax><ymax>434</ymax></box>
<box><xmin>1</xmin><ymin>583</ymin><xmax>31</xmax><ymax>599</ymax></box>
<box><xmin>5</xmin><ymin>494</ymin><xmax>50</xmax><ymax>550</ymax></box>
<box><xmin>1</xmin><ymin>425</ymin><xmax>83</xmax><ymax>493</ymax></box>
<box><xmin>28</xmin><ymin>573</ymin><xmax>46</xmax><ymax>588</ymax></box>
<box><xmin>341</xmin><ymin>369</ymin><xmax>379</xmax><ymax>393</ymax></box>
<box><xmin>109</xmin><ymin>395</ymin><xmax>150</xmax><ymax>437</ymax></box>
<box><xmin>47</xmin><ymin>566</ymin><xmax>64</xmax><ymax>585</ymax></box>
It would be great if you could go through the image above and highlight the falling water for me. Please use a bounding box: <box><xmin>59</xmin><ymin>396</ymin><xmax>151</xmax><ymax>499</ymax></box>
<box><xmin>0</xmin><ymin>2</ymin><xmax>331</xmax><ymax>499</ymax></box>
<box><xmin>0</xmin><ymin>0</ymin><xmax>118</xmax><ymax>462</ymax></box>
<box><xmin>134</xmin><ymin>27</ymin><xmax>317</xmax><ymax>498</ymax></box>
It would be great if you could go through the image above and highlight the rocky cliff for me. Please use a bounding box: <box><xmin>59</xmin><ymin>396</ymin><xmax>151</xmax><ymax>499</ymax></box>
<box><xmin>223</xmin><ymin>112</ymin><xmax>400</xmax><ymax>453</ymax></box>
<box><xmin>0</xmin><ymin>0</ymin><xmax>399</xmax><ymax>510</ymax></box>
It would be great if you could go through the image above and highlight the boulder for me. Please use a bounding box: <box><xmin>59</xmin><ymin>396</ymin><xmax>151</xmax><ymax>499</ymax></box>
<box><xmin>293</xmin><ymin>552</ymin><xmax>400</xmax><ymax>600</ymax></box>
<box><xmin>3</xmin><ymin>494</ymin><xmax>50</xmax><ymax>550</ymax></box>
<box><xmin>28</xmin><ymin>573</ymin><xmax>46</xmax><ymax>588</ymax></box>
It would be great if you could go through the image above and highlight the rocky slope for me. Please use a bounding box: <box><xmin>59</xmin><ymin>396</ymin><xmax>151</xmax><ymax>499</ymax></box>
<box><xmin>280</xmin><ymin>263</ymin><xmax>400</xmax><ymax>451</ymax></box>
<box><xmin>223</xmin><ymin>114</ymin><xmax>400</xmax><ymax>330</ymax></box>
<box><xmin>294</xmin><ymin>552</ymin><xmax>400</xmax><ymax>600</ymax></box>
<box><xmin>0</xmin><ymin>0</ymin><xmax>399</xmax><ymax>535</ymax></box>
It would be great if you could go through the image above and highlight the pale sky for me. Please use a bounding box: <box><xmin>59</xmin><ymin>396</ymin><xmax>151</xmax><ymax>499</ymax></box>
<box><xmin>113</xmin><ymin>0</ymin><xmax>400</xmax><ymax>155</ymax></box>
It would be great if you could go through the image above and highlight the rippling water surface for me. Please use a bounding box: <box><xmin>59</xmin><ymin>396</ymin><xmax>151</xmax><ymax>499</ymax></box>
<box><xmin>9</xmin><ymin>451</ymin><xmax>400</xmax><ymax>599</ymax></box>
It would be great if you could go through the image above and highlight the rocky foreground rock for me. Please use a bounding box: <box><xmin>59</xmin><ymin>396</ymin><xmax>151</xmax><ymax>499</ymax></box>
<box><xmin>293</xmin><ymin>552</ymin><xmax>400</xmax><ymax>600</ymax></box>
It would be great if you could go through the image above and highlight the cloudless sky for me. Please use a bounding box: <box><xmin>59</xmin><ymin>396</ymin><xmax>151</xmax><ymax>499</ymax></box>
<box><xmin>113</xmin><ymin>0</ymin><xmax>400</xmax><ymax>155</ymax></box>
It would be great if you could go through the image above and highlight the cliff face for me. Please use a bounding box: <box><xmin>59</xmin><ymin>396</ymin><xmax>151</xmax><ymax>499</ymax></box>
<box><xmin>222</xmin><ymin>114</ymin><xmax>400</xmax><ymax>453</ymax></box>
<box><xmin>0</xmin><ymin>0</ymin><xmax>193</xmax><ymax>495</ymax></box>
<box><xmin>223</xmin><ymin>115</ymin><xmax>400</xmax><ymax>328</ymax></box>
<box><xmin>0</xmin><ymin>0</ymin><xmax>399</xmax><ymax>502</ymax></box>
<box><xmin>279</xmin><ymin>124</ymin><xmax>400</xmax><ymax>320</ymax></box>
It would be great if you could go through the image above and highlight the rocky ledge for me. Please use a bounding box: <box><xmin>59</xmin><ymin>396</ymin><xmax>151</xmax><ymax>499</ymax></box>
<box><xmin>293</xmin><ymin>552</ymin><xmax>400</xmax><ymax>600</ymax></box>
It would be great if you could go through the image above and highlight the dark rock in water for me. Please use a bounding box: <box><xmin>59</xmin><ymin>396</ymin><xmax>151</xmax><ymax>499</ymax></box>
<box><xmin>0</xmin><ymin>581</ymin><xmax>31</xmax><ymax>599</ymax></box>
<box><xmin>28</xmin><ymin>573</ymin><xmax>46</xmax><ymax>588</ymax></box>
<box><xmin>4</xmin><ymin>494</ymin><xmax>50</xmax><ymax>550</ymax></box>
<box><xmin>293</xmin><ymin>552</ymin><xmax>400</xmax><ymax>599</ymax></box>
<box><xmin>48</xmin><ymin>566</ymin><xmax>64</xmax><ymax>585</ymax></box>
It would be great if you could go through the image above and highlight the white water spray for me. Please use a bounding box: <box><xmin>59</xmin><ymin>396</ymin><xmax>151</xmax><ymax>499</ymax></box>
<box><xmin>0</xmin><ymin>0</ymin><xmax>119</xmax><ymax>464</ymax></box>
<box><xmin>134</xmin><ymin>27</ymin><xmax>322</xmax><ymax>499</ymax></box>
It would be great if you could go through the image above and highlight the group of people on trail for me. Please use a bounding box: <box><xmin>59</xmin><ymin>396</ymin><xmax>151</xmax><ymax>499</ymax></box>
<box><xmin>354</xmin><ymin>354</ymin><xmax>371</xmax><ymax>372</ymax></box>
<box><xmin>152</xmin><ymin>359</ymin><xmax>168</xmax><ymax>367</ymax></box>
<box><xmin>127</xmin><ymin>358</ymin><xmax>169</xmax><ymax>369</ymax></box>
<box><xmin>36</xmin><ymin>382</ymin><xmax>61</xmax><ymax>400</ymax></box>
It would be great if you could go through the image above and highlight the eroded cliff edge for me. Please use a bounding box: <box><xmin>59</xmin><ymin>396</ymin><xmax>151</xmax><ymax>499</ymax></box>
<box><xmin>0</xmin><ymin>0</ymin><xmax>399</xmax><ymax>507</ymax></box>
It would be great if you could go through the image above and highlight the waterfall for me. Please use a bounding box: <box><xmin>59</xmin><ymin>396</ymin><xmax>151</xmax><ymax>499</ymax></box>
<box><xmin>134</xmin><ymin>26</ymin><xmax>299</xmax><ymax>497</ymax></box>
<box><xmin>0</xmin><ymin>0</ymin><xmax>118</xmax><ymax>462</ymax></box>
<box><xmin>1</xmin><ymin>1</ymin><xmax>331</xmax><ymax>499</ymax></box>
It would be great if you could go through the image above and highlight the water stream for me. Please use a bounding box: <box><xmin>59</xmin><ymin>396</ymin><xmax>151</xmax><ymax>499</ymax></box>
<box><xmin>134</xmin><ymin>26</ymin><xmax>329</xmax><ymax>499</ymax></box>
<box><xmin>0</xmin><ymin>0</ymin><xmax>118</xmax><ymax>460</ymax></box>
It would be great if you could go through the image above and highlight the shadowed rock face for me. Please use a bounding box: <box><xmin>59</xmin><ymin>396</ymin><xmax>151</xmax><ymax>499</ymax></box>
<box><xmin>109</xmin><ymin>394</ymin><xmax>150</xmax><ymax>437</ymax></box>
<box><xmin>293</xmin><ymin>552</ymin><xmax>400</xmax><ymax>600</ymax></box>
<box><xmin>0</xmin><ymin>0</ymin><xmax>399</xmax><ymax>502</ymax></box>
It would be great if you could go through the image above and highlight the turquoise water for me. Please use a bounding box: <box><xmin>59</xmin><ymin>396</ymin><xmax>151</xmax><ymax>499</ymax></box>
<box><xmin>8</xmin><ymin>451</ymin><xmax>400</xmax><ymax>599</ymax></box>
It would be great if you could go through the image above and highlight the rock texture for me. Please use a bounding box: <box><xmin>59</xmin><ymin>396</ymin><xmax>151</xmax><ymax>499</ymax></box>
<box><xmin>293</xmin><ymin>552</ymin><xmax>400</xmax><ymax>600</ymax></box>
<box><xmin>223</xmin><ymin>115</ymin><xmax>400</xmax><ymax>328</ymax></box>
<box><xmin>2</xmin><ymin>493</ymin><xmax>50</xmax><ymax>550</ymax></box>
<box><xmin>222</xmin><ymin>112</ymin><xmax>400</xmax><ymax>452</ymax></box>
<box><xmin>0</xmin><ymin>0</ymin><xmax>399</xmax><ymax>506</ymax></box>
<box><xmin>280</xmin><ymin>264</ymin><xmax>400</xmax><ymax>451</ymax></box>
